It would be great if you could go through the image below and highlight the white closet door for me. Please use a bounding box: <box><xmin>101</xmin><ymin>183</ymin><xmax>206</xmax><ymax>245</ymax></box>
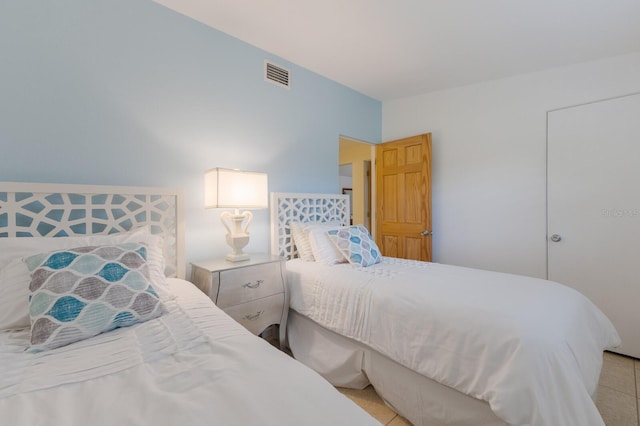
<box><xmin>548</xmin><ymin>93</ymin><xmax>640</xmax><ymax>358</ymax></box>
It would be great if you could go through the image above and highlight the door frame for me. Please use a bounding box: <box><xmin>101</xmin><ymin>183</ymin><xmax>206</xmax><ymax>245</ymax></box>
<box><xmin>338</xmin><ymin>136</ymin><xmax>377</xmax><ymax>236</ymax></box>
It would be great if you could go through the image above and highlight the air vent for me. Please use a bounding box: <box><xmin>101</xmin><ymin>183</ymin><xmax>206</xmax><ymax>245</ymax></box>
<box><xmin>265</xmin><ymin>61</ymin><xmax>290</xmax><ymax>89</ymax></box>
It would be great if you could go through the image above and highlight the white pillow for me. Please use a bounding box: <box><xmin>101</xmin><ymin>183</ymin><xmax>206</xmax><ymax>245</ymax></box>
<box><xmin>290</xmin><ymin>221</ymin><xmax>344</xmax><ymax>261</ymax></box>
<box><xmin>0</xmin><ymin>257</ymin><xmax>31</xmax><ymax>331</ymax></box>
<box><xmin>0</xmin><ymin>228</ymin><xmax>171</xmax><ymax>331</ymax></box>
<box><xmin>290</xmin><ymin>222</ymin><xmax>315</xmax><ymax>261</ymax></box>
<box><xmin>0</xmin><ymin>228</ymin><xmax>148</xmax><ymax>269</ymax></box>
<box><xmin>306</xmin><ymin>224</ymin><xmax>348</xmax><ymax>265</ymax></box>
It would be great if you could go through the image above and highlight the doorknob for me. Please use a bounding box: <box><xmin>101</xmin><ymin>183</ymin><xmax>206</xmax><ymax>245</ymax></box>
<box><xmin>421</xmin><ymin>230</ymin><xmax>431</xmax><ymax>236</ymax></box>
<box><xmin>550</xmin><ymin>234</ymin><xmax>562</xmax><ymax>242</ymax></box>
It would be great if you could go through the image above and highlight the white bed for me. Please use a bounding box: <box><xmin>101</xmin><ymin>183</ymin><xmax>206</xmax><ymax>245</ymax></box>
<box><xmin>270</xmin><ymin>192</ymin><xmax>621</xmax><ymax>426</ymax></box>
<box><xmin>0</xmin><ymin>183</ymin><xmax>378</xmax><ymax>426</ymax></box>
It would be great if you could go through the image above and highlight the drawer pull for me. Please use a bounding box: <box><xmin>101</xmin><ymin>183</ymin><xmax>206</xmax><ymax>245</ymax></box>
<box><xmin>243</xmin><ymin>279</ymin><xmax>263</xmax><ymax>289</ymax></box>
<box><xmin>244</xmin><ymin>311</ymin><xmax>264</xmax><ymax>321</ymax></box>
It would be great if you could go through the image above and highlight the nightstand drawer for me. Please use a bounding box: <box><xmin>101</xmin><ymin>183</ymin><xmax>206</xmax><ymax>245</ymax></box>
<box><xmin>217</xmin><ymin>262</ymin><xmax>284</xmax><ymax>308</ymax></box>
<box><xmin>224</xmin><ymin>293</ymin><xmax>284</xmax><ymax>336</ymax></box>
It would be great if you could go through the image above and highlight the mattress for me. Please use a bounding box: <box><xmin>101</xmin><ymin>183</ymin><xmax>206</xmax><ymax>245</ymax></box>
<box><xmin>286</xmin><ymin>257</ymin><xmax>621</xmax><ymax>426</ymax></box>
<box><xmin>0</xmin><ymin>278</ymin><xmax>378</xmax><ymax>426</ymax></box>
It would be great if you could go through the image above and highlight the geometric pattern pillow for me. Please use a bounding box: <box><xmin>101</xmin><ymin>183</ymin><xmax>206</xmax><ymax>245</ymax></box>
<box><xmin>23</xmin><ymin>243</ymin><xmax>164</xmax><ymax>352</ymax></box>
<box><xmin>327</xmin><ymin>225</ymin><xmax>382</xmax><ymax>267</ymax></box>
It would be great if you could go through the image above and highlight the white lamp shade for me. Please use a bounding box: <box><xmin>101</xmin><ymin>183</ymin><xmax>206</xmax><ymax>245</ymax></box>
<box><xmin>204</xmin><ymin>168</ymin><xmax>268</xmax><ymax>209</ymax></box>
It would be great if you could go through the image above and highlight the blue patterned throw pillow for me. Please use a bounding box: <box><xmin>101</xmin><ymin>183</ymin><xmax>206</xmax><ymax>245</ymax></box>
<box><xmin>327</xmin><ymin>225</ymin><xmax>382</xmax><ymax>267</ymax></box>
<box><xmin>23</xmin><ymin>243</ymin><xmax>164</xmax><ymax>351</ymax></box>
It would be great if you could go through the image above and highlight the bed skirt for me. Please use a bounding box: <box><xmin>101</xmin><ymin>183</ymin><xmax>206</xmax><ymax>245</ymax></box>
<box><xmin>288</xmin><ymin>310</ymin><xmax>507</xmax><ymax>426</ymax></box>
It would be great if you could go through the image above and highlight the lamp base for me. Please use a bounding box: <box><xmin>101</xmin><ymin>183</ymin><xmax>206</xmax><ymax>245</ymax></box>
<box><xmin>226</xmin><ymin>252</ymin><xmax>250</xmax><ymax>262</ymax></box>
<box><xmin>224</xmin><ymin>229</ymin><xmax>250</xmax><ymax>262</ymax></box>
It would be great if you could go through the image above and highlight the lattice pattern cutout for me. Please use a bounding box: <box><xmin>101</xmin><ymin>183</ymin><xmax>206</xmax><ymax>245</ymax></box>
<box><xmin>0</xmin><ymin>190</ymin><xmax>179</xmax><ymax>278</ymax></box>
<box><xmin>270</xmin><ymin>193</ymin><xmax>350</xmax><ymax>260</ymax></box>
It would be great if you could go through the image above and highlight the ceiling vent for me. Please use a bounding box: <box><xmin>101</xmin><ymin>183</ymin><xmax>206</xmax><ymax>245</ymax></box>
<box><xmin>265</xmin><ymin>61</ymin><xmax>290</xmax><ymax>89</ymax></box>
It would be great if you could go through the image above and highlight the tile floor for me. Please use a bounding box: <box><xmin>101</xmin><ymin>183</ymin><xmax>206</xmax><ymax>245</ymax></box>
<box><xmin>337</xmin><ymin>385</ymin><xmax>411</xmax><ymax>425</ymax></box>
<box><xmin>337</xmin><ymin>351</ymin><xmax>640</xmax><ymax>426</ymax></box>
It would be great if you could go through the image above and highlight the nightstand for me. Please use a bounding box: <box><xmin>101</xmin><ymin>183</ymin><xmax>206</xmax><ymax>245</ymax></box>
<box><xmin>190</xmin><ymin>254</ymin><xmax>288</xmax><ymax>348</ymax></box>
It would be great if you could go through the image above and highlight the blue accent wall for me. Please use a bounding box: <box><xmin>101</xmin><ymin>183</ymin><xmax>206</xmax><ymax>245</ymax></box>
<box><xmin>0</xmin><ymin>0</ymin><xmax>381</xmax><ymax>262</ymax></box>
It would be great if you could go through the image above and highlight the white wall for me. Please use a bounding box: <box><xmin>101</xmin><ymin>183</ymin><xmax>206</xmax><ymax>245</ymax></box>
<box><xmin>383</xmin><ymin>52</ymin><xmax>640</xmax><ymax>278</ymax></box>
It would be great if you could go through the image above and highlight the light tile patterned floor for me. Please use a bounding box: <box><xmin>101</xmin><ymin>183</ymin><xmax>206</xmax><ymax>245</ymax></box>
<box><xmin>338</xmin><ymin>351</ymin><xmax>639</xmax><ymax>426</ymax></box>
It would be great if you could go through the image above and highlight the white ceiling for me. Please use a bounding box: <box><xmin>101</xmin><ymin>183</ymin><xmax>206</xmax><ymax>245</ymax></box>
<box><xmin>154</xmin><ymin>0</ymin><xmax>640</xmax><ymax>101</ymax></box>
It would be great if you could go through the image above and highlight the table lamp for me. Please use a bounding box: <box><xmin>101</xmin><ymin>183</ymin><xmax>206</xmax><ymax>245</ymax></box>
<box><xmin>204</xmin><ymin>168</ymin><xmax>268</xmax><ymax>262</ymax></box>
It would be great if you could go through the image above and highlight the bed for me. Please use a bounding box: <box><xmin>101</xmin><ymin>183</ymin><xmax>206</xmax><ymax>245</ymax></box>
<box><xmin>0</xmin><ymin>182</ymin><xmax>379</xmax><ymax>426</ymax></box>
<box><xmin>270</xmin><ymin>192</ymin><xmax>621</xmax><ymax>426</ymax></box>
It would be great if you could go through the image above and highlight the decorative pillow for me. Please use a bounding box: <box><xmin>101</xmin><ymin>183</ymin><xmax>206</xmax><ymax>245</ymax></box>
<box><xmin>327</xmin><ymin>225</ymin><xmax>382</xmax><ymax>267</ymax></box>
<box><xmin>23</xmin><ymin>243</ymin><xmax>165</xmax><ymax>351</ymax></box>
<box><xmin>307</xmin><ymin>224</ymin><xmax>348</xmax><ymax>265</ymax></box>
<box><xmin>0</xmin><ymin>228</ymin><xmax>170</xmax><ymax>332</ymax></box>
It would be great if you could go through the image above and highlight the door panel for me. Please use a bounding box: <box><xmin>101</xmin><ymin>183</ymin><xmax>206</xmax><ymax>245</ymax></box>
<box><xmin>406</xmin><ymin>144</ymin><xmax>422</xmax><ymax>164</ymax></box>
<box><xmin>376</xmin><ymin>133</ymin><xmax>432</xmax><ymax>261</ymax></box>
<box><xmin>382</xmin><ymin>149</ymin><xmax>397</xmax><ymax>167</ymax></box>
<box><xmin>382</xmin><ymin>236</ymin><xmax>399</xmax><ymax>257</ymax></box>
<box><xmin>405</xmin><ymin>237</ymin><xmax>423</xmax><ymax>259</ymax></box>
<box><xmin>548</xmin><ymin>93</ymin><xmax>640</xmax><ymax>358</ymax></box>
<box><xmin>381</xmin><ymin>175</ymin><xmax>398</xmax><ymax>222</ymax></box>
<box><xmin>405</xmin><ymin>172</ymin><xmax>421</xmax><ymax>223</ymax></box>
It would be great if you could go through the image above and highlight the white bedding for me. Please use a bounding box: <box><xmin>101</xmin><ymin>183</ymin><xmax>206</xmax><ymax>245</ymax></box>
<box><xmin>286</xmin><ymin>257</ymin><xmax>621</xmax><ymax>426</ymax></box>
<box><xmin>0</xmin><ymin>278</ymin><xmax>378</xmax><ymax>426</ymax></box>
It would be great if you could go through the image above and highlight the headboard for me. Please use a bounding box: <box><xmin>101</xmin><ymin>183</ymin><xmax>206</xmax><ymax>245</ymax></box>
<box><xmin>270</xmin><ymin>192</ymin><xmax>350</xmax><ymax>260</ymax></box>
<box><xmin>0</xmin><ymin>182</ymin><xmax>185</xmax><ymax>279</ymax></box>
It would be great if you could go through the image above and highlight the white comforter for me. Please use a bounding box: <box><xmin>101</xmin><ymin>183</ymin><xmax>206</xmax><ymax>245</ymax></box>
<box><xmin>0</xmin><ymin>278</ymin><xmax>377</xmax><ymax>426</ymax></box>
<box><xmin>287</xmin><ymin>258</ymin><xmax>621</xmax><ymax>426</ymax></box>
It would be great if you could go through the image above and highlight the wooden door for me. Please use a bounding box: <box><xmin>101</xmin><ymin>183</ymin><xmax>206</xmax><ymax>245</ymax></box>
<box><xmin>548</xmin><ymin>93</ymin><xmax>640</xmax><ymax>358</ymax></box>
<box><xmin>375</xmin><ymin>133</ymin><xmax>431</xmax><ymax>261</ymax></box>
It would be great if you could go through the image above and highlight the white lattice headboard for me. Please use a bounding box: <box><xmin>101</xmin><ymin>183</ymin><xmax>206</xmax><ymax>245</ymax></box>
<box><xmin>0</xmin><ymin>182</ymin><xmax>185</xmax><ymax>278</ymax></box>
<box><xmin>270</xmin><ymin>192</ymin><xmax>350</xmax><ymax>260</ymax></box>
